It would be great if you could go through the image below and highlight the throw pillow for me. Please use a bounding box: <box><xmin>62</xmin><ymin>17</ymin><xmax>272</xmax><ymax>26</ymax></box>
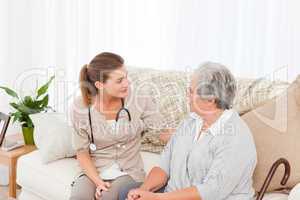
<box><xmin>242</xmin><ymin>75</ymin><xmax>300</xmax><ymax>192</ymax></box>
<box><xmin>31</xmin><ymin>112</ymin><xmax>76</xmax><ymax>163</ymax></box>
<box><xmin>128</xmin><ymin>68</ymin><xmax>189</xmax><ymax>153</ymax></box>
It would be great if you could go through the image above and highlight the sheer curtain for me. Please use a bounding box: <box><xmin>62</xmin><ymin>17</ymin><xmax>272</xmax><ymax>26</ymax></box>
<box><xmin>0</xmin><ymin>0</ymin><xmax>298</xmax><ymax>113</ymax></box>
<box><xmin>0</xmin><ymin>0</ymin><xmax>298</xmax><ymax>184</ymax></box>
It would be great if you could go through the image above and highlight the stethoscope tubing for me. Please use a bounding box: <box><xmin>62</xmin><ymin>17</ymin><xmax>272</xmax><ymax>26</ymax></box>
<box><xmin>88</xmin><ymin>98</ymin><xmax>131</xmax><ymax>150</ymax></box>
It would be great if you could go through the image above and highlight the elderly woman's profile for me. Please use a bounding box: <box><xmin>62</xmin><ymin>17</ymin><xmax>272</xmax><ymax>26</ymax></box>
<box><xmin>119</xmin><ymin>62</ymin><xmax>257</xmax><ymax>200</ymax></box>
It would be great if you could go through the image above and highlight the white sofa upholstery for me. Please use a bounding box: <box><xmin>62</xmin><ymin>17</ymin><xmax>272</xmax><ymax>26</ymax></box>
<box><xmin>289</xmin><ymin>183</ymin><xmax>300</xmax><ymax>200</ymax></box>
<box><xmin>17</xmin><ymin>150</ymin><xmax>160</xmax><ymax>200</ymax></box>
<box><xmin>17</xmin><ymin>150</ymin><xmax>300</xmax><ymax>200</ymax></box>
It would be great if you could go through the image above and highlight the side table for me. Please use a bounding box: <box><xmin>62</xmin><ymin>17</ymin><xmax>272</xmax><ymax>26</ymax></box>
<box><xmin>0</xmin><ymin>145</ymin><xmax>36</xmax><ymax>198</ymax></box>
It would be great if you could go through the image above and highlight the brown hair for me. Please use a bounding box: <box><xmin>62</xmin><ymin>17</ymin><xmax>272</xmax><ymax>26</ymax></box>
<box><xmin>80</xmin><ymin>52</ymin><xmax>124</xmax><ymax>106</ymax></box>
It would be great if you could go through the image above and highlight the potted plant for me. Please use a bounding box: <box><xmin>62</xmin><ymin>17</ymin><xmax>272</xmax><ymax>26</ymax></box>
<box><xmin>0</xmin><ymin>76</ymin><xmax>55</xmax><ymax>145</ymax></box>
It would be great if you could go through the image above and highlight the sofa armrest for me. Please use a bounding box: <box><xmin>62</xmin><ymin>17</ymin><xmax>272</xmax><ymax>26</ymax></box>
<box><xmin>289</xmin><ymin>183</ymin><xmax>300</xmax><ymax>200</ymax></box>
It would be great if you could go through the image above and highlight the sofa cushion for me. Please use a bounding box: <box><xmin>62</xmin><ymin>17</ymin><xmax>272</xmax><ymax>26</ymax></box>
<box><xmin>234</xmin><ymin>78</ymin><xmax>289</xmax><ymax>115</ymax></box>
<box><xmin>17</xmin><ymin>150</ymin><xmax>160</xmax><ymax>200</ymax></box>
<box><xmin>31</xmin><ymin>112</ymin><xmax>76</xmax><ymax>163</ymax></box>
<box><xmin>17</xmin><ymin>151</ymin><xmax>80</xmax><ymax>200</ymax></box>
<box><xmin>18</xmin><ymin>189</ymin><xmax>46</xmax><ymax>200</ymax></box>
<box><xmin>242</xmin><ymin>75</ymin><xmax>300</xmax><ymax>192</ymax></box>
<box><xmin>17</xmin><ymin>150</ymin><xmax>291</xmax><ymax>200</ymax></box>
<box><xmin>128</xmin><ymin>68</ymin><xmax>190</xmax><ymax>153</ymax></box>
<box><xmin>289</xmin><ymin>183</ymin><xmax>300</xmax><ymax>200</ymax></box>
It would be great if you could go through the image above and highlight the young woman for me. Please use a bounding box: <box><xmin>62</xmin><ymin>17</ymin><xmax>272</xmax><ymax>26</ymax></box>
<box><xmin>69</xmin><ymin>52</ymin><xmax>164</xmax><ymax>200</ymax></box>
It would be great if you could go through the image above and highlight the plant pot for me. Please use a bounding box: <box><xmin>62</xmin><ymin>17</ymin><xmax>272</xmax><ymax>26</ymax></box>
<box><xmin>22</xmin><ymin>126</ymin><xmax>35</xmax><ymax>145</ymax></box>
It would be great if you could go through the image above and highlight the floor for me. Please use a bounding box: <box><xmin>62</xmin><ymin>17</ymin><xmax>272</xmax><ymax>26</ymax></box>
<box><xmin>0</xmin><ymin>186</ymin><xmax>20</xmax><ymax>200</ymax></box>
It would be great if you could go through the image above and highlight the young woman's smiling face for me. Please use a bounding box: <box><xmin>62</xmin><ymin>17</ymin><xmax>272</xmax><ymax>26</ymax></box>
<box><xmin>98</xmin><ymin>66</ymin><xmax>129</xmax><ymax>99</ymax></box>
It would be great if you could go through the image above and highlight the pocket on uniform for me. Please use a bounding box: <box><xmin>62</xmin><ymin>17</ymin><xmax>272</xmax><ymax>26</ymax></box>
<box><xmin>71</xmin><ymin>173</ymin><xmax>86</xmax><ymax>187</ymax></box>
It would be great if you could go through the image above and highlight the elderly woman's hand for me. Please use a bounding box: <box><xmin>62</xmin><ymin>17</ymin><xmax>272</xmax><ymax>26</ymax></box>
<box><xmin>127</xmin><ymin>188</ymin><xmax>140</xmax><ymax>200</ymax></box>
<box><xmin>127</xmin><ymin>189</ymin><xmax>159</xmax><ymax>200</ymax></box>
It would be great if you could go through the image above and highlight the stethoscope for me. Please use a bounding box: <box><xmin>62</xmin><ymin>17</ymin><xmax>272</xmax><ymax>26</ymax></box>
<box><xmin>88</xmin><ymin>98</ymin><xmax>131</xmax><ymax>152</ymax></box>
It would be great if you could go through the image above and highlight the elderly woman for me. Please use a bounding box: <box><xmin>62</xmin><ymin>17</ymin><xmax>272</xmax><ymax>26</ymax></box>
<box><xmin>120</xmin><ymin>62</ymin><xmax>257</xmax><ymax>200</ymax></box>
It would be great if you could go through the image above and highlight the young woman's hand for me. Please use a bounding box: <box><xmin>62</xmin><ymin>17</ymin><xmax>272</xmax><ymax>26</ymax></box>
<box><xmin>94</xmin><ymin>180</ymin><xmax>111</xmax><ymax>199</ymax></box>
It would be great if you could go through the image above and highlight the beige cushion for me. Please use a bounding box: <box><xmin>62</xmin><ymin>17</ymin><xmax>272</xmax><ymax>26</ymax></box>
<box><xmin>234</xmin><ymin>78</ymin><xmax>289</xmax><ymax>115</ymax></box>
<box><xmin>242</xmin><ymin>75</ymin><xmax>300</xmax><ymax>192</ymax></box>
<box><xmin>128</xmin><ymin>68</ymin><xmax>189</xmax><ymax>153</ymax></box>
<box><xmin>129</xmin><ymin>67</ymin><xmax>290</xmax><ymax>153</ymax></box>
<box><xmin>31</xmin><ymin>113</ymin><xmax>76</xmax><ymax>163</ymax></box>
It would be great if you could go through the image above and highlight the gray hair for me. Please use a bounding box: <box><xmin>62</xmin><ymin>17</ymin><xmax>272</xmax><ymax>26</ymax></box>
<box><xmin>194</xmin><ymin>62</ymin><xmax>237</xmax><ymax>109</ymax></box>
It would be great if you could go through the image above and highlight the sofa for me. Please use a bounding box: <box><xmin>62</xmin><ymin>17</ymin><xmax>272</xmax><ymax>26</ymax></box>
<box><xmin>16</xmin><ymin>67</ymin><xmax>300</xmax><ymax>200</ymax></box>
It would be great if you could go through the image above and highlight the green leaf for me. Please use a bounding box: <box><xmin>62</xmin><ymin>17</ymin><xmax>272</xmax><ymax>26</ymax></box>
<box><xmin>23</xmin><ymin>96</ymin><xmax>42</xmax><ymax>111</ymax></box>
<box><xmin>28</xmin><ymin>96</ymin><xmax>46</xmax><ymax>109</ymax></box>
<box><xmin>36</xmin><ymin>76</ymin><xmax>54</xmax><ymax>99</ymax></box>
<box><xmin>21</xmin><ymin>104</ymin><xmax>42</xmax><ymax>114</ymax></box>
<box><xmin>10</xmin><ymin>111</ymin><xmax>22</xmax><ymax>123</ymax></box>
<box><xmin>40</xmin><ymin>94</ymin><xmax>49</xmax><ymax>108</ymax></box>
<box><xmin>23</xmin><ymin>96</ymin><xmax>33</xmax><ymax>104</ymax></box>
<box><xmin>10</xmin><ymin>102</ymin><xmax>40</xmax><ymax>115</ymax></box>
<box><xmin>23</xmin><ymin>96</ymin><xmax>35</xmax><ymax>108</ymax></box>
<box><xmin>10</xmin><ymin>102</ymin><xmax>27</xmax><ymax>113</ymax></box>
<box><xmin>0</xmin><ymin>86</ymin><xmax>19</xmax><ymax>99</ymax></box>
<box><xmin>22</xmin><ymin>115</ymin><xmax>33</xmax><ymax>128</ymax></box>
<box><xmin>9</xmin><ymin>102</ymin><xmax>20</xmax><ymax>110</ymax></box>
<box><xmin>22</xmin><ymin>95</ymin><xmax>49</xmax><ymax>113</ymax></box>
<box><xmin>3</xmin><ymin>76</ymin><xmax>54</xmax><ymax>129</ymax></box>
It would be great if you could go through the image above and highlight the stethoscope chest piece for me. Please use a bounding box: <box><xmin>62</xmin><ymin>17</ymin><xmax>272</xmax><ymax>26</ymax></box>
<box><xmin>89</xmin><ymin>143</ymin><xmax>97</xmax><ymax>152</ymax></box>
<box><xmin>87</xmin><ymin>98</ymin><xmax>131</xmax><ymax>152</ymax></box>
